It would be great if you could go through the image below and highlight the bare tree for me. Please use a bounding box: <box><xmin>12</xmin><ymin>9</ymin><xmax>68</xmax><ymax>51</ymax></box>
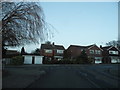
<box><xmin>1</xmin><ymin>2</ymin><xmax>52</xmax><ymax>48</ymax></box>
<box><xmin>45</xmin><ymin>41</ymin><xmax>51</xmax><ymax>45</ymax></box>
<box><xmin>106</xmin><ymin>40</ymin><xmax>120</xmax><ymax>50</ymax></box>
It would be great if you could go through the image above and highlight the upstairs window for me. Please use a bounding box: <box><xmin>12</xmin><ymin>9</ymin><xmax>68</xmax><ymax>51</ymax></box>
<box><xmin>95</xmin><ymin>50</ymin><xmax>101</xmax><ymax>54</ymax></box>
<box><xmin>90</xmin><ymin>50</ymin><xmax>94</xmax><ymax>54</ymax></box>
<box><xmin>109</xmin><ymin>50</ymin><xmax>118</xmax><ymax>55</ymax></box>
<box><xmin>57</xmin><ymin>50</ymin><xmax>64</xmax><ymax>54</ymax></box>
<box><xmin>44</xmin><ymin>49</ymin><xmax>52</xmax><ymax>53</ymax></box>
<box><xmin>81</xmin><ymin>49</ymin><xmax>83</xmax><ymax>51</ymax></box>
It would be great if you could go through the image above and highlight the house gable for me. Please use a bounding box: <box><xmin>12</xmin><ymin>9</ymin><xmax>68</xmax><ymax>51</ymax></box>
<box><xmin>40</xmin><ymin>43</ymin><xmax>65</xmax><ymax>57</ymax></box>
<box><xmin>66</xmin><ymin>44</ymin><xmax>103</xmax><ymax>58</ymax></box>
<box><xmin>107</xmin><ymin>46</ymin><xmax>120</xmax><ymax>52</ymax></box>
<box><xmin>87</xmin><ymin>44</ymin><xmax>103</xmax><ymax>51</ymax></box>
<box><xmin>101</xmin><ymin>46</ymin><xmax>120</xmax><ymax>57</ymax></box>
<box><xmin>86</xmin><ymin>45</ymin><xmax>102</xmax><ymax>57</ymax></box>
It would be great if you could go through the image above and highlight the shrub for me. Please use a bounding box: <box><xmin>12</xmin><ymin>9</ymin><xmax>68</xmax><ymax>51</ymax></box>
<box><xmin>57</xmin><ymin>59</ymin><xmax>72</xmax><ymax>64</ymax></box>
<box><xmin>11</xmin><ymin>56</ymin><xmax>24</xmax><ymax>65</ymax></box>
<box><xmin>76</xmin><ymin>50</ymin><xmax>92</xmax><ymax>64</ymax></box>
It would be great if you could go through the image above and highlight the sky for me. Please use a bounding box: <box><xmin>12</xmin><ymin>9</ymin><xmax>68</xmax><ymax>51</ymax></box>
<box><xmin>9</xmin><ymin>2</ymin><xmax>118</xmax><ymax>53</ymax></box>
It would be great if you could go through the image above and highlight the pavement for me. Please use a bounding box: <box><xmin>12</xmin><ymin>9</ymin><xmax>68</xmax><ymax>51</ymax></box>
<box><xmin>0</xmin><ymin>70</ymin><xmax>2</xmax><ymax>90</ymax></box>
<box><xmin>0</xmin><ymin>61</ymin><xmax>2</xmax><ymax>90</ymax></box>
<box><xmin>2</xmin><ymin>65</ymin><xmax>46</xmax><ymax>88</ymax></box>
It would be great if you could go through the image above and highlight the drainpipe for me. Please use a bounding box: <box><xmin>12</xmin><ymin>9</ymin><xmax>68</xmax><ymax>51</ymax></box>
<box><xmin>52</xmin><ymin>42</ymin><xmax>55</xmax><ymax>61</ymax></box>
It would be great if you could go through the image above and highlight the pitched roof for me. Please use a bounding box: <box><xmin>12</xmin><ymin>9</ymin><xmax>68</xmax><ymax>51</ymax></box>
<box><xmin>102</xmin><ymin>46</ymin><xmax>120</xmax><ymax>51</ymax></box>
<box><xmin>68</xmin><ymin>44</ymin><xmax>94</xmax><ymax>49</ymax></box>
<box><xmin>101</xmin><ymin>46</ymin><xmax>111</xmax><ymax>50</ymax></box>
<box><xmin>69</xmin><ymin>45</ymin><xmax>87</xmax><ymax>48</ymax></box>
<box><xmin>68</xmin><ymin>44</ymin><xmax>103</xmax><ymax>51</ymax></box>
<box><xmin>54</xmin><ymin>45</ymin><xmax>65</xmax><ymax>50</ymax></box>
<box><xmin>6</xmin><ymin>50</ymin><xmax>20</xmax><ymax>54</ymax></box>
<box><xmin>41</xmin><ymin>44</ymin><xmax>65</xmax><ymax>50</ymax></box>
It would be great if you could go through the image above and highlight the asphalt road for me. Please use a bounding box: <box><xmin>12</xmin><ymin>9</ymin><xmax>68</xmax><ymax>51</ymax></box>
<box><xmin>26</xmin><ymin>64</ymin><xmax>120</xmax><ymax>88</ymax></box>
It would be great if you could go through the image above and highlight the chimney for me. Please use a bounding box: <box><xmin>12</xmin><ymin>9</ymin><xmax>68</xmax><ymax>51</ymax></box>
<box><xmin>52</xmin><ymin>42</ymin><xmax>55</xmax><ymax>45</ymax></box>
<box><xmin>100</xmin><ymin>45</ymin><xmax>102</xmax><ymax>49</ymax></box>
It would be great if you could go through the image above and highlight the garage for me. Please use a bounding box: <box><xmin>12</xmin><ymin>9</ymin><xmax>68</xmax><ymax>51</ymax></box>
<box><xmin>23</xmin><ymin>55</ymin><xmax>32</xmax><ymax>64</ymax></box>
<box><xmin>23</xmin><ymin>55</ymin><xmax>43</xmax><ymax>64</ymax></box>
<box><xmin>95</xmin><ymin>57</ymin><xmax>102</xmax><ymax>64</ymax></box>
<box><xmin>34</xmin><ymin>56</ymin><xmax>43</xmax><ymax>64</ymax></box>
<box><xmin>111</xmin><ymin>56</ymin><xmax>120</xmax><ymax>63</ymax></box>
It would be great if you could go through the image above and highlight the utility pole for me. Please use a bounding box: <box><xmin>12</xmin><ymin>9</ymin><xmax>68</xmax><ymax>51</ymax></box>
<box><xmin>118</xmin><ymin>1</ymin><xmax>120</xmax><ymax>49</ymax></box>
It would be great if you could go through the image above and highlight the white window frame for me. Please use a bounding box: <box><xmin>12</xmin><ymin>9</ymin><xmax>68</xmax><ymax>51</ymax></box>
<box><xmin>90</xmin><ymin>50</ymin><xmax>94</xmax><ymax>54</ymax></box>
<box><xmin>95</xmin><ymin>50</ymin><xmax>101</xmax><ymax>54</ymax></box>
<box><xmin>109</xmin><ymin>50</ymin><xmax>118</xmax><ymax>55</ymax></box>
<box><xmin>57</xmin><ymin>50</ymin><xmax>64</xmax><ymax>54</ymax></box>
<box><xmin>44</xmin><ymin>49</ymin><xmax>52</xmax><ymax>53</ymax></box>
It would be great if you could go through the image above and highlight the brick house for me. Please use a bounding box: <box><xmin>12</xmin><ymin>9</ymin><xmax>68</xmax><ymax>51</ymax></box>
<box><xmin>100</xmin><ymin>46</ymin><xmax>120</xmax><ymax>63</ymax></box>
<box><xmin>2</xmin><ymin>50</ymin><xmax>20</xmax><ymax>64</ymax></box>
<box><xmin>86</xmin><ymin>44</ymin><xmax>103</xmax><ymax>64</ymax></box>
<box><xmin>40</xmin><ymin>43</ymin><xmax>65</xmax><ymax>61</ymax></box>
<box><xmin>65</xmin><ymin>44</ymin><xmax>103</xmax><ymax>64</ymax></box>
<box><xmin>5</xmin><ymin>50</ymin><xmax>20</xmax><ymax>58</ymax></box>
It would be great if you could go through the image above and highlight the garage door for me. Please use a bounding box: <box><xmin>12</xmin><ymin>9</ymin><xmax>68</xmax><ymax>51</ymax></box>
<box><xmin>24</xmin><ymin>55</ymin><xmax>32</xmax><ymax>64</ymax></box>
<box><xmin>95</xmin><ymin>57</ymin><xmax>102</xmax><ymax>64</ymax></box>
<box><xmin>34</xmin><ymin>56</ymin><xmax>43</xmax><ymax>64</ymax></box>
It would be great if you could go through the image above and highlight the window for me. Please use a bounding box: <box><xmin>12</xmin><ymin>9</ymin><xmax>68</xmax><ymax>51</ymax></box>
<box><xmin>95</xmin><ymin>50</ymin><xmax>101</xmax><ymax>54</ymax></box>
<box><xmin>109</xmin><ymin>50</ymin><xmax>118</xmax><ymax>55</ymax></box>
<box><xmin>81</xmin><ymin>49</ymin><xmax>83</xmax><ymax>51</ymax></box>
<box><xmin>115</xmin><ymin>51</ymin><xmax>119</xmax><ymax>54</ymax></box>
<box><xmin>90</xmin><ymin>50</ymin><xmax>94</xmax><ymax>54</ymax></box>
<box><xmin>57</xmin><ymin>50</ymin><xmax>64</xmax><ymax>54</ymax></box>
<box><xmin>45</xmin><ymin>49</ymin><xmax>52</xmax><ymax>53</ymax></box>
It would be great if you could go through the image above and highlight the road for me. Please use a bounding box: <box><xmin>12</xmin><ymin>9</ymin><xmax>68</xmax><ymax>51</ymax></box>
<box><xmin>26</xmin><ymin>64</ymin><xmax>119</xmax><ymax>88</ymax></box>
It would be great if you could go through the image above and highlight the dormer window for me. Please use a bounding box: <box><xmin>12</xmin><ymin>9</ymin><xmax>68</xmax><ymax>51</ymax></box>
<box><xmin>109</xmin><ymin>50</ymin><xmax>118</xmax><ymax>55</ymax></box>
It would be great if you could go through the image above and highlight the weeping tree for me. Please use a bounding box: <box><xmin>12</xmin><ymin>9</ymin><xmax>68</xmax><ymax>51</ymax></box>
<box><xmin>1</xmin><ymin>2</ymin><xmax>53</xmax><ymax>57</ymax></box>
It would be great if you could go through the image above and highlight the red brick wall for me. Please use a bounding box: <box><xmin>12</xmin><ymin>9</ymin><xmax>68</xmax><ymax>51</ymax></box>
<box><xmin>86</xmin><ymin>45</ymin><xmax>102</xmax><ymax>57</ymax></box>
<box><xmin>67</xmin><ymin>45</ymin><xmax>102</xmax><ymax>59</ymax></box>
<box><xmin>40</xmin><ymin>49</ymin><xmax>64</xmax><ymax>57</ymax></box>
<box><xmin>67</xmin><ymin>47</ymin><xmax>82</xmax><ymax>58</ymax></box>
<box><xmin>40</xmin><ymin>49</ymin><xmax>53</xmax><ymax>57</ymax></box>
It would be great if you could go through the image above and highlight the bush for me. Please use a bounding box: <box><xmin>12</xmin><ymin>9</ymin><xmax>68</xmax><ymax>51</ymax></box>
<box><xmin>88</xmin><ymin>57</ymin><xmax>94</xmax><ymax>64</ymax></box>
<box><xmin>56</xmin><ymin>59</ymin><xmax>73</xmax><ymax>64</ymax></box>
<box><xmin>75</xmin><ymin>50</ymin><xmax>92</xmax><ymax>64</ymax></box>
<box><xmin>11</xmin><ymin>56</ymin><xmax>24</xmax><ymax>65</ymax></box>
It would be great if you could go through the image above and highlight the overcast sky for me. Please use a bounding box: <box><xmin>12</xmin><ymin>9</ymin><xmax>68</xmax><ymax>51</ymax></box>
<box><xmin>9</xmin><ymin>2</ymin><xmax>118</xmax><ymax>53</ymax></box>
